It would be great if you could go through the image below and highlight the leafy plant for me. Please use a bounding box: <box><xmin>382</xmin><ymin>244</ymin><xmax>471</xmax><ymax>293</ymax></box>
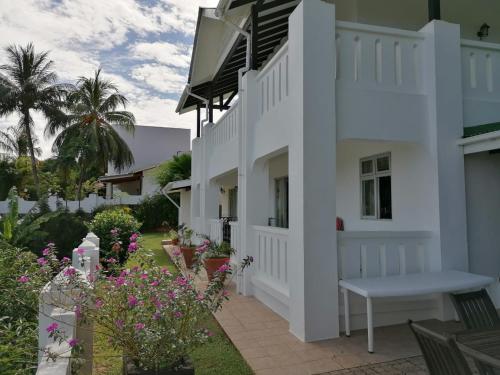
<box><xmin>88</xmin><ymin>208</ymin><xmax>140</xmax><ymax>263</ymax></box>
<box><xmin>132</xmin><ymin>194</ymin><xmax>178</xmax><ymax>231</ymax></box>
<box><xmin>156</xmin><ymin>153</ymin><xmax>191</xmax><ymax>188</ymax></box>
<box><xmin>196</xmin><ymin>239</ymin><xmax>235</xmax><ymax>260</ymax></box>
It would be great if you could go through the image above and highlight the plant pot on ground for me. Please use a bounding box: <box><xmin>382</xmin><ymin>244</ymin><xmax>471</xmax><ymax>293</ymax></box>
<box><xmin>178</xmin><ymin>227</ymin><xmax>196</xmax><ymax>268</ymax></box>
<box><xmin>180</xmin><ymin>246</ymin><xmax>196</xmax><ymax>268</ymax></box>
<box><xmin>199</xmin><ymin>240</ymin><xmax>235</xmax><ymax>282</ymax></box>
<box><xmin>123</xmin><ymin>356</ymin><xmax>194</xmax><ymax>375</ymax></box>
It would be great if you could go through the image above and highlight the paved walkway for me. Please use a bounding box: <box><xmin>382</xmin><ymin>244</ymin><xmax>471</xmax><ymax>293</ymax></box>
<box><xmin>164</xmin><ymin>245</ymin><xmax>460</xmax><ymax>375</ymax></box>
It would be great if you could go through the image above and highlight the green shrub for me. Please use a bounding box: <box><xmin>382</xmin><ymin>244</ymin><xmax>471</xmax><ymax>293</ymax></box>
<box><xmin>132</xmin><ymin>194</ymin><xmax>178</xmax><ymax>231</ymax></box>
<box><xmin>88</xmin><ymin>208</ymin><xmax>140</xmax><ymax>263</ymax></box>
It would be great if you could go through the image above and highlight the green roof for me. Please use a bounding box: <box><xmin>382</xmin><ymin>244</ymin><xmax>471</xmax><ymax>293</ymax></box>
<box><xmin>464</xmin><ymin>122</ymin><xmax>500</xmax><ymax>138</ymax></box>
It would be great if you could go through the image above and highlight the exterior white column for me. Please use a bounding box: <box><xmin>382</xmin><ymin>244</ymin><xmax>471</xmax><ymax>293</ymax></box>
<box><xmin>238</xmin><ymin>71</ymin><xmax>269</xmax><ymax>296</ymax></box>
<box><xmin>288</xmin><ymin>0</ymin><xmax>339</xmax><ymax>341</ymax></box>
<box><xmin>421</xmin><ymin>20</ymin><xmax>468</xmax><ymax>320</ymax></box>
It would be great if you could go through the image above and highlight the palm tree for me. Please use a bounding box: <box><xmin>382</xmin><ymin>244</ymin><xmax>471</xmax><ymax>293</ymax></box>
<box><xmin>0</xmin><ymin>44</ymin><xmax>66</xmax><ymax>196</ymax></box>
<box><xmin>156</xmin><ymin>153</ymin><xmax>191</xmax><ymax>187</ymax></box>
<box><xmin>0</xmin><ymin>126</ymin><xmax>42</xmax><ymax>158</ymax></box>
<box><xmin>47</xmin><ymin>69</ymin><xmax>135</xmax><ymax>203</ymax></box>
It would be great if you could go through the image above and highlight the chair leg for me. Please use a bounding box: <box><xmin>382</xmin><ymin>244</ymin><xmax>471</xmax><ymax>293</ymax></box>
<box><xmin>367</xmin><ymin>297</ymin><xmax>374</xmax><ymax>353</ymax></box>
<box><xmin>342</xmin><ymin>288</ymin><xmax>350</xmax><ymax>337</ymax></box>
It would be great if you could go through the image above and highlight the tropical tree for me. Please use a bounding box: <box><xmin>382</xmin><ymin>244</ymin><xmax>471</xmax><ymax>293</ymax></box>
<box><xmin>0</xmin><ymin>43</ymin><xmax>66</xmax><ymax>196</ymax></box>
<box><xmin>156</xmin><ymin>153</ymin><xmax>191</xmax><ymax>187</ymax></box>
<box><xmin>47</xmin><ymin>69</ymin><xmax>135</xmax><ymax>204</ymax></box>
<box><xmin>0</xmin><ymin>126</ymin><xmax>42</xmax><ymax>159</ymax></box>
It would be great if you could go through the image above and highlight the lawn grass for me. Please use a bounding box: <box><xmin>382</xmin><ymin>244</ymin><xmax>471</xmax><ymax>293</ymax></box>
<box><xmin>93</xmin><ymin>232</ymin><xmax>253</xmax><ymax>375</ymax></box>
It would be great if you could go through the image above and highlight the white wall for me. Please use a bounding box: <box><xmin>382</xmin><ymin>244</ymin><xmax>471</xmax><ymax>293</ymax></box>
<box><xmin>336</xmin><ymin>140</ymin><xmax>439</xmax><ymax>232</ymax></box>
<box><xmin>465</xmin><ymin>152</ymin><xmax>500</xmax><ymax>306</ymax></box>
<box><xmin>179</xmin><ymin>190</ymin><xmax>191</xmax><ymax>227</ymax></box>
<box><xmin>108</xmin><ymin>125</ymin><xmax>190</xmax><ymax>175</ymax></box>
<box><xmin>142</xmin><ymin>168</ymin><xmax>160</xmax><ymax>196</ymax></box>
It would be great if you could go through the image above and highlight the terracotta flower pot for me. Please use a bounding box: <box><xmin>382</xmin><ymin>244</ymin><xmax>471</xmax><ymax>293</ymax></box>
<box><xmin>171</xmin><ymin>238</ymin><xmax>179</xmax><ymax>246</ymax></box>
<box><xmin>123</xmin><ymin>356</ymin><xmax>194</xmax><ymax>375</ymax></box>
<box><xmin>203</xmin><ymin>257</ymin><xmax>230</xmax><ymax>282</ymax></box>
<box><xmin>180</xmin><ymin>247</ymin><xmax>196</xmax><ymax>268</ymax></box>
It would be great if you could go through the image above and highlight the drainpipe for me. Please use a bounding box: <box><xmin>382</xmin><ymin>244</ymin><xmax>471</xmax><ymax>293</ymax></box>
<box><xmin>160</xmin><ymin>185</ymin><xmax>180</xmax><ymax>210</ymax></box>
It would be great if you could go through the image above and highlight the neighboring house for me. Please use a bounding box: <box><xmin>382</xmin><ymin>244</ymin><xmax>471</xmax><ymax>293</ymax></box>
<box><xmin>176</xmin><ymin>0</ymin><xmax>500</xmax><ymax>343</ymax></box>
<box><xmin>99</xmin><ymin>125</ymin><xmax>190</xmax><ymax>200</ymax></box>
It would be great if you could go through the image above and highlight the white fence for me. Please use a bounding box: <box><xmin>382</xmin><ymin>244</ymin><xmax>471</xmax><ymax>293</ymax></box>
<box><xmin>209</xmin><ymin>219</ymin><xmax>223</xmax><ymax>244</ymax></box>
<box><xmin>253</xmin><ymin>226</ymin><xmax>289</xmax><ymax>293</ymax></box>
<box><xmin>256</xmin><ymin>43</ymin><xmax>290</xmax><ymax>120</ymax></box>
<box><xmin>208</xmin><ymin>101</ymin><xmax>239</xmax><ymax>147</ymax></box>
<box><xmin>0</xmin><ymin>194</ymin><xmax>147</xmax><ymax>214</ymax></box>
<box><xmin>337</xmin><ymin>231</ymin><xmax>433</xmax><ymax>280</ymax></box>
<box><xmin>37</xmin><ymin>233</ymin><xmax>99</xmax><ymax>375</ymax></box>
<box><xmin>335</xmin><ymin>21</ymin><xmax>424</xmax><ymax>94</ymax></box>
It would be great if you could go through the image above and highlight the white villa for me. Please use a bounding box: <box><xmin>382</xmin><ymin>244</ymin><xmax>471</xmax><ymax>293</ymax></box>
<box><xmin>100</xmin><ymin>125</ymin><xmax>190</xmax><ymax>200</ymax></box>
<box><xmin>175</xmin><ymin>0</ymin><xmax>500</xmax><ymax>346</ymax></box>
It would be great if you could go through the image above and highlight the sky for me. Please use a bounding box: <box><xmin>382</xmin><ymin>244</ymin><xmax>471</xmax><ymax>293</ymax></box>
<box><xmin>0</xmin><ymin>0</ymin><xmax>219</xmax><ymax>158</ymax></box>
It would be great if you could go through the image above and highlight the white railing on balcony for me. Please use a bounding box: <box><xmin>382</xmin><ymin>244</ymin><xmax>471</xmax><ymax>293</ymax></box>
<box><xmin>253</xmin><ymin>225</ymin><xmax>289</xmax><ymax>293</ymax></box>
<box><xmin>209</xmin><ymin>101</ymin><xmax>239</xmax><ymax>147</ymax></box>
<box><xmin>337</xmin><ymin>231</ymin><xmax>433</xmax><ymax>280</ymax></box>
<box><xmin>335</xmin><ymin>21</ymin><xmax>425</xmax><ymax>94</ymax></box>
<box><xmin>209</xmin><ymin>219</ymin><xmax>223</xmax><ymax>244</ymax></box>
<box><xmin>461</xmin><ymin>40</ymin><xmax>500</xmax><ymax>100</ymax></box>
<box><xmin>256</xmin><ymin>42</ymin><xmax>289</xmax><ymax>119</ymax></box>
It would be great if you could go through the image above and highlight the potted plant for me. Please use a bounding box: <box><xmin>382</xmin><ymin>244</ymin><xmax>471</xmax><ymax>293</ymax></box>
<box><xmin>179</xmin><ymin>227</ymin><xmax>196</xmax><ymax>268</ymax></box>
<box><xmin>168</xmin><ymin>229</ymin><xmax>179</xmax><ymax>246</ymax></box>
<box><xmin>24</xmin><ymin>237</ymin><xmax>252</xmax><ymax>375</ymax></box>
<box><xmin>196</xmin><ymin>240</ymin><xmax>235</xmax><ymax>282</ymax></box>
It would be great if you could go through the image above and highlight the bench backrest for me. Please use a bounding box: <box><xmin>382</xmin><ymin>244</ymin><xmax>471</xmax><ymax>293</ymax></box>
<box><xmin>338</xmin><ymin>231</ymin><xmax>432</xmax><ymax>279</ymax></box>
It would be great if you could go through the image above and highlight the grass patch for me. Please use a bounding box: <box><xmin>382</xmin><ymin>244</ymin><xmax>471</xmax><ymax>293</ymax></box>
<box><xmin>93</xmin><ymin>232</ymin><xmax>253</xmax><ymax>375</ymax></box>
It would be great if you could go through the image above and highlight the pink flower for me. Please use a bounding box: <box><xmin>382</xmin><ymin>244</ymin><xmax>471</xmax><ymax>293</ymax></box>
<box><xmin>128</xmin><ymin>242</ymin><xmax>138</xmax><ymax>253</ymax></box>
<box><xmin>174</xmin><ymin>311</ymin><xmax>183</xmax><ymax>319</ymax></box>
<box><xmin>203</xmin><ymin>239</ymin><xmax>210</xmax><ymax>245</ymax></box>
<box><xmin>37</xmin><ymin>258</ymin><xmax>48</xmax><ymax>266</ymax></box>
<box><xmin>167</xmin><ymin>291</ymin><xmax>177</xmax><ymax>300</ymax></box>
<box><xmin>196</xmin><ymin>245</ymin><xmax>208</xmax><ymax>254</ymax></box>
<box><xmin>130</xmin><ymin>233</ymin><xmax>139</xmax><ymax>242</ymax></box>
<box><xmin>42</xmin><ymin>248</ymin><xmax>50</xmax><ymax>256</ymax></box>
<box><xmin>115</xmin><ymin>320</ymin><xmax>124</xmax><ymax>329</ymax></box>
<box><xmin>161</xmin><ymin>268</ymin><xmax>171</xmax><ymax>276</ymax></box>
<box><xmin>196</xmin><ymin>293</ymin><xmax>204</xmax><ymax>301</ymax></box>
<box><xmin>68</xmin><ymin>338</ymin><xmax>79</xmax><ymax>347</ymax></box>
<box><xmin>223</xmin><ymin>290</ymin><xmax>230</xmax><ymax>297</ymax></box>
<box><xmin>75</xmin><ymin>305</ymin><xmax>82</xmax><ymax>319</ymax></box>
<box><xmin>106</xmin><ymin>258</ymin><xmax>117</xmax><ymax>264</ymax></box>
<box><xmin>46</xmin><ymin>322</ymin><xmax>58</xmax><ymax>333</ymax></box>
<box><xmin>115</xmin><ymin>277</ymin><xmax>126</xmax><ymax>287</ymax></box>
<box><xmin>134</xmin><ymin>323</ymin><xmax>145</xmax><ymax>331</ymax></box>
<box><xmin>95</xmin><ymin>299</ymin><xmax>104</xmax><ymax>309</ymax></box>
<box><xmin>172</xmin><ymin>248</ymin><xmax>181</xmax><ymax>257</ymax></box>
<box><xmin>207</xmin><ymin>330</ymin><xmax>214</xmax><ymax>337</ymax></box>
<box><xmin>140</xmin><ymin>273</ymin><xmax>148</xmax><ymax>280</ymax></box>
<box><xmin>217</xmin><ymin>264</ymin><xmax>230</xmax><ymax>273</ymax></box>
<box><xmin>110</xmin><ymin>228</ymin><xmax>119</xmax><ymax>235</ymax></box>
<box><xmin>150</xmin><ymin>280</ymin><xmax>159</xmax><ymax>287</ymax></box>
<box><xmin>76</xmin><ymin>247</ymin><xmax>85</xmax><ymax>256</ymax></box>
<box><xmin>18</xmin><ymin>275</ymin><xmax>30</xmax><ymax>283</ymax></box>
<box><xmin>128</xmin><ymin>295</ymin><xmax>138</xmax><ymax>307</ymax></box>
<box><xmin>87</xmin><ymin>274</ymin><xmax>95</xmax><ymax>282</ymax></box>
<box><xmin>62</xmin><ymin>257</ymin><xmax>71</xmax><ymax>264</ymax></box>
<box><xmin>153</xmin><ymin>312</ymin><xmax>161</xmax><ymax>320</ymax></box>
<box><xmin>63</xmin><ymin>267</ymin><xmax>77</xmax><ymax>277</ymax></box>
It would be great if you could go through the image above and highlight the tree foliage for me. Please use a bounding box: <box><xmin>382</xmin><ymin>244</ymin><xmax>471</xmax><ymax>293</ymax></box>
<box><xmin>156</xmin><ymin>153</ymin><xmax>191</xmax><ymax>188</ymax></box>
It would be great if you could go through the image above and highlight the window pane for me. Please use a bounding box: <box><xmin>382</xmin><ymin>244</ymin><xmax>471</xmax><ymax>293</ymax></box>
<box><xmin>377</xmin><ymin>156</ymin><xmax>390</xmax><ymax>172</ymax></box>
<box><xmin>378</xmin><ymin>176</ymin><xmax>392</xmax><ymax>219</ymax></box>
<box><xmin>362</xmin><ymin>179</ymin><xmax>375</xmax><ymax>217</ymax></box>
<box><xmin>275</xmin><ymin>177</ymin><xmax>289</xmax><ymax>228</ymax></box>
<box><xmin>361</xmin><ymin>160</ymin><xmax>373</xmax><ymax>175</ymax></box>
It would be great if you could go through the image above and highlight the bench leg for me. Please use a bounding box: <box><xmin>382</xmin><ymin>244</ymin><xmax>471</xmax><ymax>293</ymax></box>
<box><xmin>367</xmin><ymin>297</ymin><xmax>374</xmax><ymax>353</ymax></box>
<box><xmin>342</xmin><ymin>288</ymin><xmax>350</xmax><ymax>337</ymax></box>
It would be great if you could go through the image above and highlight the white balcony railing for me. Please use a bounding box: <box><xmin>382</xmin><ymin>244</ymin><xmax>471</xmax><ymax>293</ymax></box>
<box><xmin>208</xmin><ymin>100</ymin><xmax>239</xmax><ymax>147</ymax></box>
<box><xmin>256</xmin><ymin>42</ymin><xmax>289</xmax><ymax>120</ymax></box>
<box><xmin>337</xmin><ymin>231</ymin><xmax>433</xmax><ymax>280</ymax></box>
<box><xmin>209</xmin><ymin>219</ymin><xmax>223</xmax><ymax>244</ymax></box>
<box><xmin>335</xmin><ymin>21</ymin><xmax>425</xmax><ymax>94</ymax></box>
<box><xmin>229</xmin><ymin>221</ymin><xmax>240</xmax><ymax>253</ymax></box>
<box><xmin>461</xmin><ymin>39</ymin><xmax>500</xmax><ymax>100</ymax></box>
<box><xmin>253</xmin><ymin>226</ymin><xmax>289</xmax><ymax>294</ymax></box>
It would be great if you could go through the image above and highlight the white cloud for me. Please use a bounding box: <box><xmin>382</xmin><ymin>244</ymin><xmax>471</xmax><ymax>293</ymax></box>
<box><xmin>131</xmin><ymin>64</ymin><xmax>186</xmax><ymax>94</ymax></box>
<box><xmin>130</xmin><ymin>41</ymin><xmax>191</xmax><ymax>69</ymax></box>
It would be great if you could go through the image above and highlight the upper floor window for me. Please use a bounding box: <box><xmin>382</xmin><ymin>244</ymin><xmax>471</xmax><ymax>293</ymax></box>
<box><xmin>360</xmin><ymin>153</ymin><xmax>392</xmax><ymax>220</ymax></box>
<box><xmin>274</xmin><ymin>176</ymin><xmax>289</xmax><ymax>228</ymax></box>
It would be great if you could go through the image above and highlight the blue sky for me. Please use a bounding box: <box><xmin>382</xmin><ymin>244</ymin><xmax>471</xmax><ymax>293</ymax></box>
<box><xmin>0</xmin><ymin>0</ymin><xmax>219</xmax><ymax>157</ymax></box>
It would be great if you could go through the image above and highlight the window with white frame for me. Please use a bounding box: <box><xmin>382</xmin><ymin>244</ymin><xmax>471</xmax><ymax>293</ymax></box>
<box><xmin>360</xmin><ymin>153</ymin><xmax>392</xmax><ymax>220</ymax></box>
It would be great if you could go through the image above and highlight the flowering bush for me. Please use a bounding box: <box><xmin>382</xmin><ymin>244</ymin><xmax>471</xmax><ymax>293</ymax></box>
<box><xmin>18</xmin><ymin>234</ymin><xmax>253</xmax><ymax>371</ymax></box>
<box><xmin>195</xmin><ymin>239</ymin><xmax>234</xmax><ymax>260</ymax></box>
<box><xmin>88</xmin><ymin>208</ymin><xmax>140</xmax><ymax>263</ymax></box>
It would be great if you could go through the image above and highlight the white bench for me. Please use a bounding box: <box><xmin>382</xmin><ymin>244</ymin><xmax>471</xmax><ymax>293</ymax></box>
<box><xmin>339</xmin><ymin>270</ymin><xmax>494</xmax><ymax>353</ymax></box>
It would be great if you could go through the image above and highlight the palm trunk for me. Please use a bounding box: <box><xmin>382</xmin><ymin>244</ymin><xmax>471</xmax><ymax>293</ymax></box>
<box><xmin>23</xmin><ymin>109</ymin><xmax>40</xmax><ymax>197</ymax></box>
<box><xmin>77</xmin><ymin>159</ymin><xmax>86</xmax><ymax>209</ymax></box>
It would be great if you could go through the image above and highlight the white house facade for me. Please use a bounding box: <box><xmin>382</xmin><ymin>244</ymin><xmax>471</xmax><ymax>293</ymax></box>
<box><xmin>100</xmin><ymin>125</ymin><xmax>191</xmax><ymax>199</ymax></box>
<box><xmin>176</xmin><ymin>0</ymin><xmax>500</xmax><ymax>343</ymax></box>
